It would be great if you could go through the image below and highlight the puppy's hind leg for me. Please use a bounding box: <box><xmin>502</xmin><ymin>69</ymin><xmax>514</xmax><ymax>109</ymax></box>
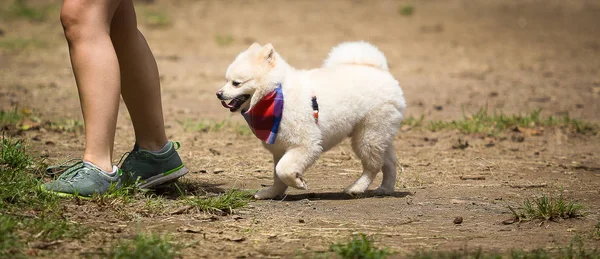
<box><xmin>345</xmin><ymin>104</ymin><xmax>402</xmax><ymax>196</ymax></box>
<box><xmin>275</xmin><ymin>146</ymin><xmax>321</xmax><ymax>190</ymax></box>
<box><xmin>374</xmin><ymin>145</ymin><xmax>397</xmax><ymax>195</ymax></box>
<box><xmin>254</xmin><ymin>155</ymin><xmax>288</xmax><ymax>200</ymax></box>
<box><xmin>345</xmin><ymin>133</ymin><xmax>384</xmax><ymax>196</ymax></box>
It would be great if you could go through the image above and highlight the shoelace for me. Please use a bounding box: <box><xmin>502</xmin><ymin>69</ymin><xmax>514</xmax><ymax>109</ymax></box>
<box><xmin>45</xmin><ymin>159</ymin><xmax>86</xmax><ymax>182</ymax></box>
<box><xmin>116</xmin><ymin>141</ymin><xmax>181</xmax><ymax>166</ymax></box>
<box><xmin>116</xmin><ymin>152</ymin><xmax>130</xmax><ymax>167</ymax></box>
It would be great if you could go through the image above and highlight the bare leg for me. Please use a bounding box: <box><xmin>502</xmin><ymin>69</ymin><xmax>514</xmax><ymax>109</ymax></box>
<box><xmin>110</xmin><ymin>0</ymin><xmax>168</xmax><ymax>151</ymax></box>
<box><xmin>254</xmin><ymin>154</ymin><xmax>288</xmax><ymax>200</ymax></box>
<box><xmin>61</xmin><ymin>0</ymin><xmax>123</xmax><ymax>171</ymax></box>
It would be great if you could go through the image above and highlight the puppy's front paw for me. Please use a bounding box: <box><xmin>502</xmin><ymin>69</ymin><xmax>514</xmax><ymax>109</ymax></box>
<box><xmin>374</xmin><ymin>186</ymin><xmax>394</xmax><ymax>196</ymax></box>
<box><xmin>254</xmin><ymin>188</ymin><xmax>285</xmax><ymax>200</ymax></box>
<box><xmin>291</xmin><ymin>176</ymin><xmax>308</xmax><ymax>190</ymax></box>
<box><xmin>279</xmin><ymin>173</ymin><xmax>308</xmax><ymax>190</ymax></box>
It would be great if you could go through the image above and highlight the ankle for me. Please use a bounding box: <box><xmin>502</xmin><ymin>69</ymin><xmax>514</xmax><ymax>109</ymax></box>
<box><xmin>84</xmin><ymin>161</ymin><xmax>117</xmax><ymax>175</ymax></box>
<box><xmin>136</xmin><ymin>140</ymin><xmax>169</xmax><ymax>152</ymax></box>
<box><xmin>82</xmin><ymin>154</ymin><xmax>113</xmax><ymax>172</ymax></box>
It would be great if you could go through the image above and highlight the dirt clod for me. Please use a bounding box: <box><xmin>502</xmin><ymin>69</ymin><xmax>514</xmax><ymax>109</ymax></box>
<box><xmin>453</xmin><ymin>217</ymin><xmax>463</xmax><ymax>224</ymax></box>
<box><xmin>452</xmin><ymin>139</ymin><xmax>470</xmax><ymax>149</ymax></box>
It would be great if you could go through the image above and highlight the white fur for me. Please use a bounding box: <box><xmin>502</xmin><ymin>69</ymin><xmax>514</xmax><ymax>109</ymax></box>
<box><xmin>323</xmin><ymin>41</ymin><xmax>389</xmax><ymax>71</ymax></box>
<box><xmin>217</xmin><ymin>42</ymin><xmax>406</xmax><ymax>199</ymax></box>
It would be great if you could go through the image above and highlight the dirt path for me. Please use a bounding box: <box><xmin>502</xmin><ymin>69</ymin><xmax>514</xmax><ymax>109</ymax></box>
<box><xmin>1</xmin><ymin>0</ymin><xmax>599</xmax><ymax>258</ymax></box>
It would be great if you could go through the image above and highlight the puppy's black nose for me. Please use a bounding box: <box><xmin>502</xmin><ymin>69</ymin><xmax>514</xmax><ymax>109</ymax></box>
<box><xmin>216</xmin><ymin>91</ymin><xmax>223</xmax><ymax>99</ymax></box>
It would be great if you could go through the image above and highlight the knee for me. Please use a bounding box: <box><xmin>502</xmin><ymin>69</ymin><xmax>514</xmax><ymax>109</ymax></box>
<box><xmin>60</xmin><ymin>0</ymin><xmax>93</xmax><ymax>43</ymax></box>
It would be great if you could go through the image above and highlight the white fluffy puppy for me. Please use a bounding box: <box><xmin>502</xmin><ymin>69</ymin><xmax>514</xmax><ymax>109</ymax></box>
<box><xmin>216</xmin><ymin>42</ymin><xmax>406</xmax><ymax>199</ymax></box>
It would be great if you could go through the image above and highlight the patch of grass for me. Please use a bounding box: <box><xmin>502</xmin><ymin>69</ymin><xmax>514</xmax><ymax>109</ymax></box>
<box><xmin>594</xmin><ymin>221</ymin><xmax>600</xmax><ymax>239</ymax></box>
<box><xmin>0</xmin><ymin>136</ymin><xmax>31</xmax><ymax>171</ymax></box>
<box><xmin>422</xmin><ymin>109</ymin><xmax>597</xmax><ymax>135</ymax></box>
<box><xmin>0</xmin><ymin>136</ymin><xmax>87</xmax><ymax>257</ymax></box>
<box><xmin>509</xmin><ymin>249</ymin><xmax>550</xmax><ymax>259</ymax></box>
<box><xmin>105</xmin><ymin>232</ymin><xmax>181</xmax><ymax>259</ymax></box>
<box><xmin>235</xmin><ymin>124</ymin><xmax>253</xmax><ymax>136</ymax></box>
<box><xmin>139</xmin><ymin>194</ymin><xmax>170</xmax><ymax>217</ymax></box>
<box><xmin>20</xmin><ymin>214</ymin><xmax>87</xmax><ymax>241</ymax></box>
<box><xmin>178</xmin><ymin>118</ymin><xmax>252</xmax><ymax>136</ymax></box>
<box><xmin>0</xmin><ymin>38</ymin><xmax>48</xmax><ymax>52</ymax></box>
<box><xmin>0</xmin><ymin>136</ymin><xmax>59</xmax><ymax>212</ymax></box>
<box><xmin>407</xmin><ymin>248</ymin><xmax>494</xmax><ymax>259</ymax></box>
<box><xmin>558</xmin><ymin>236</ymin><xmax>599</xmax><ymax>259</ymax></box>
<box><xmin>143</xmin><ymin>9</ymin><xmax>171</xmax><ymax>27</ymax></box>
<box><xmin>1</xmin><ymin>108</ymin><xmax>82</xmax><ymax>133</ymax></box>
<box><xmin>178</xmin><ymin>119</ymin><xmax>226</xmax><ymax>132</ymax></box>
<box><xmin>45</xmin><ymin>119</ymin><xmax>83</xmax><ymax>133</ymax></box>
<box><xmin>0</xmin><ymin>108</ymin><xmax>23</xmax><ymax>127</ymax></box>
<box><xmin>407</xmin><ymin>238</ymin><xmax>600</xmax><ymax>259</ymax></box>
<box><xmin>402</xmin><ymin>115</ymin><xmax>424</xmax><ymax>128</ymax></box>
<box><xmin>0</xmin><ymin>215</ymin><xmax>22</xmax><ymax>258</ymax></box>
<box><xmin>215</xmin><ymin>34</ymin><xmax>234</xmax><ymax>46</ymax></box>
<box><xmin>90</xmin><ymin>181</ymin><xmax>142</xmax><ymax>206</ymax></box>
<box><xmin>183</xmin><ymin>189</ymin><xmax>253</xmax><ymax>215</ymax></box>
<box><xmin>0</xmin><ymin>208</ymin><xmax>89</xmax><ymax>258</ymax></box>
<box><xmin>398</xmin><ymin>4</ymin><xmax>414</xmax><ymax>16</ymax></box>
<box><xmin>509</xmin><ymin>191</ymin><xmax>584</xmax><ymax>222</ymax></box>
<box><xmin>1</xmin><ymin>0</ymin><xmax>56</xmax><ymax>22</ymax></box>
<box><xmin>330</xmin><ymin>233</ymin><xmax>392</xmax><ymax>259</ymax></box>
<box><xmin>0</xmin><ymin>136</ymin><xmax>54</xmax><ymax>211</ymax></box>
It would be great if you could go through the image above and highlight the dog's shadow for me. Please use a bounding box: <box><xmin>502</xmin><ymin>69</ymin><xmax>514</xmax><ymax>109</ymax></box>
<box><xmin>148</xmin><ymin>180</ymin><xmax>412</xmax><ymax>202</ymax></box>
<box><xmin>280</xmin><ymin>190</ymin><xmax>413</xmax><ymax>201</ymax></box>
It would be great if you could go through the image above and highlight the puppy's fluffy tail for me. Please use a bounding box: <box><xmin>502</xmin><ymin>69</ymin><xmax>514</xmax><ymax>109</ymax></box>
<box><xmin>322</xmin><ymin>41</ymin><xmax>388</xmax><ymax>71</ymax></box>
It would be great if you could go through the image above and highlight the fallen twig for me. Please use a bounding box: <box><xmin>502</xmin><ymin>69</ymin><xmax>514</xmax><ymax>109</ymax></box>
<box><xmin>460</xmin><ymin>175</ymin><xmax>486</xmax><ymax>180</ymax></box>
<box><xmin>170</xmin><ymin>205</ymin><xmax>193</xmax><ymax>215</ymax></box>
<box><xmin>509</xmin><ymin>183</ymin><xmax>547</xmax><ymax>189</ymax></box>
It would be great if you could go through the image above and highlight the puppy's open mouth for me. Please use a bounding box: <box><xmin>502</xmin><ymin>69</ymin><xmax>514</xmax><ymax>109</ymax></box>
<box><xmin>220</xmin><ymin>94</ymin><xmax>250</xmax><ymax>112</ymax></box>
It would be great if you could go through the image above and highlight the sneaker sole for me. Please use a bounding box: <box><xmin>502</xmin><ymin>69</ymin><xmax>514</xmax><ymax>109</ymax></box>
<box><xmin>139</xmin><ymin>165</ymin><xmax>189</xmax><ymax>189</ymax></box>
<box><xmin>39</xmin><ymin>185</ymin><xmax>94</xmax><ymax>199</ymax></box>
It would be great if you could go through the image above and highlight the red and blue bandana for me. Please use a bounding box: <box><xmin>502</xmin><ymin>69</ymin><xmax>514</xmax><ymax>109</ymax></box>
<box><xmin>242</xmin><ymin>85</ymin><xmax>283</xmax><ymax>144</ymax></box>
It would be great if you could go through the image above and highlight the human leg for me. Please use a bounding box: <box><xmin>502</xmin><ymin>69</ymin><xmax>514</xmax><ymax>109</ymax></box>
<box><xmin>41</xmin><ymin>0</ymin><xmax>124</xmax><ymax>197</ymax></box>
<box><xmin>110</xmin><ymin>0</ymin><xmax>168</xmax><ymax>151</ymax></box>
<box><xmin>109</xmin><ymin>1</ymin><xmax>188</xmax><ymax>187</ymax></box>
<box><xmin>60</xmin><ymin>0</ymin><xmax>123</xmax><ymax>172</ymax></box>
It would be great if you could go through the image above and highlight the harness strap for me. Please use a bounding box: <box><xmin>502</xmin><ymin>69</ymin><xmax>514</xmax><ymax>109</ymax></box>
<box><xmin>311</xmin><ymin>95</ymin><xmax>319</xmax><ymax>124</ymax></box>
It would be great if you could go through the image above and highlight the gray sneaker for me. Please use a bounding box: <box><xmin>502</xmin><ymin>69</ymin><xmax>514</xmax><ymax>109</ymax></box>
<box><xmin>41</xmin><ymin>159</ymin><xmax>122</xmax><ymax>198</ymax></box>
<box><xmin>120</xmin><ymin>141</ymin><xmax>188</xmax><ymax>189</ymax></box>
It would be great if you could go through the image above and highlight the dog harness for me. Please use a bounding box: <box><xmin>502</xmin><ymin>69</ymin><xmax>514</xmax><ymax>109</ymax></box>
<box><xmin>242</xmin><ymin>84</ymin><xmax>284</xmax><ymax>144</ymax></box>
<box><xmin>311</xmin><ymin>95</ymin><xmax>319</xmax><ymax>124</ymax></box>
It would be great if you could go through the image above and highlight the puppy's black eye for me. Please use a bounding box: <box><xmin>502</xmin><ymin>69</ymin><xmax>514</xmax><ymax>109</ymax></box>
<box><xmin>232</xmin><ymin>81</ymin><xmax>241</xmax><ymax>87</ymax></box>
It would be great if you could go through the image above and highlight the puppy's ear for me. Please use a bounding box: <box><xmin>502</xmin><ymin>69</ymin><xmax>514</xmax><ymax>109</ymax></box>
<box><xmin>261</xmin><ymin>43</ymin><xmax>275</xmax><ymax>65</ymax></box>
<box><xmin>248</xmin><ymin>42</ymin><xmax>261</xmax><ymax>50</ymax></box>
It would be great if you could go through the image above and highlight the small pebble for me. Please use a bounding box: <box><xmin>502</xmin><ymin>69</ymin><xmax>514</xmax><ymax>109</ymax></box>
<box><xmin>453</xmin><ymin>216</ymin><xmax>463</xmax><ymax>224</ymax></box>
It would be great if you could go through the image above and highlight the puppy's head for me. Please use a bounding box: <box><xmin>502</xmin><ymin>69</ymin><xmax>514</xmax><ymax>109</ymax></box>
<box><xmin>216</xmin><ymin>43</ymin><xmax>280</xmax><ymax>113</ymax></box>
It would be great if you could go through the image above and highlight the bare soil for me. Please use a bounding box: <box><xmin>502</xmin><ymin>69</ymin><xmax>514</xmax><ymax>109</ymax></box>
<box><xmin>1</xmin><ymin>0</ymin><xmax>599</xmax><ymax>258</ymax></box>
